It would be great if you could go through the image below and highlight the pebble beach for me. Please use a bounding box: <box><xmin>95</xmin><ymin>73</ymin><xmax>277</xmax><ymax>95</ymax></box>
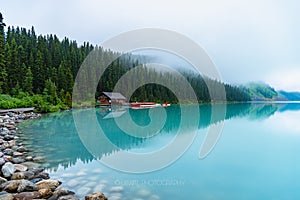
<box><xmin>0</xmin><ymin>110</ymin><xmax>107</xmax><ymax>200</ymax></box>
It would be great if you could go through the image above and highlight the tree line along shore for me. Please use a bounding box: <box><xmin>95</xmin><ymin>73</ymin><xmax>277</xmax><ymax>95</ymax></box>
<box><xmin>0</xmin><ymin>12</ymin><xmax>250</xmax><ymax>113</ymax></box>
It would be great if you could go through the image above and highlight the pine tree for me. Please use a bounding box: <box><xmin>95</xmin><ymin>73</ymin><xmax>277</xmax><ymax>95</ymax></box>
<box><xmin>43</xmin><ymin>79</ymin><xmax>58</xmax><ymax>105</ymax></box>
<box><xmin>33</xmin><ymin>50</ymin><xmax>44</xmax><ymax>93</ymax></box>
<box><xmin>0</xmin><ymin>13</ymin><xmax>7</xmax><ymax>93</ymax></box>
<box><xmin>6</xmin><ymin>39</ymin><xmax>19</xmax><ymax>92</ymax></box>
<box><xmin>65</xmin><ymin>92</ymin><xmax>72</xmax><ymax>107</ymax></box>
<box><xmin>17</xmin><ymin>45</ymin><xmax>27</xmax><ymax>84</ymax></box>
<box><xmin>23</xmin><ymin>67</ymin><xmax>33</xmax><ymax>94</ymax></box>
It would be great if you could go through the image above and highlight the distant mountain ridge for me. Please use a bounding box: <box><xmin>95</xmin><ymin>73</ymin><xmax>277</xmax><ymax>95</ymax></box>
<box><xmin>278</xmin><ymin>91</ymin><xmax>300</xmax><ymax>101</ymax></box>
<box><xmin>244</xmin><ymin>82</ymin><xmax>300</xmax><ymax>101</ymax></box>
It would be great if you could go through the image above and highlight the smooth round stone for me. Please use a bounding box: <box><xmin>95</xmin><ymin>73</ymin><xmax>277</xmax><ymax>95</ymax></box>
<box><xmin>61</xmin><ymin>173</ymin><xmax>73</xmax><ymax>178</ymax></box>
<box><xmin>0</xmin><ymin>176</ymin><xmax>7</xmax><ymax>184</ymax></box>
<box><xmin>33</xmin><ymin>156</ymin><xmax>45</xmax><ymax>162</ymax></box>
<box><xmin>30</xmin><ymin>178</ymin><xmax>43</xmax><ymax>184</ymax></box>
<box><xmin>137</xmin><ymin>189</ymin><xmax>151</xmax><ymax>197</ymax></box>
<box><xmin>1</xmin><ymin>162</ymin><xmax>16</xmax><ymax>177</ymax></box>
<box><xmin>66</xmin><ymin>179</ymin><xmax>80</xmax><ymax>187</ymax></box>
<box><xmin>88</xmin><ymin>176</ymin><xmax>98</xmax><ymax>181</ymax></box>
<box><xmin>14</xmin><ymin>164</ymin><xmax>28</xmax><ymax>172</ymax></box>
<box><xmin>17</xmin><ymin>146</ymin><xmax>27</xmax><ymax>152</ymax></box>
<box><xmin>36</xmin><ymin>179</ymin><xmax>61</xmax><ymax>191</ymax></box>
<box><xmin>36</xmin><ymin>172</ymin><xmax>50</xmax><ymax>179</ymax></box>
<box><xmin>5</xmin><ymin>125</ymin><xmax>15</xmax><ymax>129</ymax></box>
<box><xmin>85</xmin><ymin>193</ymin><xmax>107</xmax><ymax>200</ymax></box>
<box><xmin>3</xmin><ymin>149</ymin><xmax>14</xmax><ymax>156</ymax></box>
<box><xmin>38</xmin><ymin>188</ymin><xmax>53</xmax><ymax>198</ymax></box>
<box><xmin>57</xmin><ymin>195</ymin><xmax>79</xmax><ymax>200</ymax></box>
<box><xmin>3</xmin><ymin>149</ymin><xmax>13</xmax><ymax>156</ymax></box>
<box><xmin>76</xmin><ymin>170</ymin><xmax>87</xmax><ymax>176</ymax></box>
<box><xmin>12</xmin><ymin>157</ymin><xmax>25</xmax><ymax>164</ymax></box>
<box><xmin>108</xmin><ymin>195</ymin><xmax>122</xmax><ymax>200</ymax></box>
<box><xmin>1</xmin><ymin>180</ymin><xmax>21</xmax><ymax>192</ymax></box>
<box><xmin>13</xmin><ymin>191</ymin><xmax>41</xmax><ymax>200</ymax></box>
<box><xmin>0</xmin><ymin>131</ymin><xmax>7</xmax><ymax>136</ymax></box>
<box><xmin>52</xmin><ymin>187</ymin><xmax>75</xmax><ymax>196</ymax></box>
<box><xmin>0</xmin><ymin>158</ymin><xmax>5</xmax><ymax>166</ymax></box>
<box><xmin>93</xmin><ymin>184</ymin><xmax>105</xmax><ymax>193</ymax></box>
<box><xmin>6</xmin><ymin>113</ymin><xmax>13</xmax><ymax>117</ymax></box>
<box><xmin>22</xmin><ymin>161</ymin><xmax>41</xmax><ymax>169</ymax></box>
<box><xmin>3</xmin><ymin>135</ymin><xmax>15</xmax><ymax>141</ymax></box>
<box><xmin>9</xmin><ymin>140</ymin><xmax>16</xmax><ymax>146</ymax></box>
<box><xmin>11</xmin><ymin>172</ymin><xmax>25</xmax><ymax>180</ymax></box>
<box><xmin>11</xmin><ymin>146</ymin><xmax>19</xmax><ymax>151</ymax></box>
<box><xmin>2</xmin><ymin>127</ymin><xmax>9</xmax><ymax>132</ymax></box>
<box><xmin>13</xmin><ymin>152</ymin><xmax>23</xmax><ymax>157</ymax></box>
<box><xmin>110</xmin><ymin>186</ymin><xmax>124</xmax><ymax>193</ymax></box>
<box><xmin>76</xmin><ymin>186</ymin><xmax>91</xmax><ymax>196</ymax></box>
<box><xmin>17</xmin><ymin>180</ymin><xmax>38</xmax><ymax>192</ymax></box>
<box><xmin>23</xmin><ymin>171</ymin><xmax>35</xmax><ymax>179</ymax></box>
<box><xmin>1</xmin><ymin>115</ymin><xmax>9</xmax><ymax>119</ymax></box>
<box><xmin>28</xmin><ymin>168</ymin><xmax>44</xmax><ymax>175</ymax></box>
<box><xmin>3</xmin><ymin>142</ymin><xmax>10</xmax><ymax>148</ymax></box>
<box><xmin>0</xmin><ymin>193</ymin><xmax>14</xmax><ymax>200</ymax></box>
<box><xmin>3</xmin><ymin>155</ymin><xmax>13</xmax><ymax>162</ymax></box>
<box><xmin>25</xmin><ymin>156</ymin><xmax>33</xmax><ymax>161</ymax></box>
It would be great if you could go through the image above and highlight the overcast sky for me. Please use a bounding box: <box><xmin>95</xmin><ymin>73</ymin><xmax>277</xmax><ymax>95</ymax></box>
<box><xmin>1</xmin><ymin>0</ymin><xmax>300</xmax><ymax>91</ymax></box>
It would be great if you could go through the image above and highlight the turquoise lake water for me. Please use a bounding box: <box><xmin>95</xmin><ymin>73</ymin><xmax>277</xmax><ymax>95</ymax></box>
<box><xmin>19</xmin><ymin>103</ymin><xmax>300</xmax><ymax>199</ymax></box>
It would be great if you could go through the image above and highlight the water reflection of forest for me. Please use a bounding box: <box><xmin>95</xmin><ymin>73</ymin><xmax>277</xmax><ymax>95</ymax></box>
<box><xmin>18</xmin><ymin>103</ymin><xmax>300</xmax><ymax>171</ymax></box>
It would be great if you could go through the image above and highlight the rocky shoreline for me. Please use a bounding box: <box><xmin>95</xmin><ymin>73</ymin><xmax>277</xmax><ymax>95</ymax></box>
<box><xmin>0</xmin><ymin>110</ymin><xmax>107</xmax><ymax>200</ymax></box>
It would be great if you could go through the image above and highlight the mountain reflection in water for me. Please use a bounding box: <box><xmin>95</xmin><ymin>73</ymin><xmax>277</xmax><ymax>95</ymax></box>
<box><xmin>18</xmin><ymin>103</ymin><xmax>300</xmax><ymax>171</ymax></box>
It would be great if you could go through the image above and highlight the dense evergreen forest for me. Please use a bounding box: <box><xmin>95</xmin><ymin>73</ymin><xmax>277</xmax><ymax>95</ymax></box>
<box><xmin>0</xmin><ymin>13</ymin><xmax>250</xmax><ymax>112</ymax></box>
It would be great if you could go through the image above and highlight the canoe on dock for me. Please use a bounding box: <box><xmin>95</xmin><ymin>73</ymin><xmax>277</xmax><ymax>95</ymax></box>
<box><xmin>130</xmin><ymin>102</ymin><xmax>170</xmax><ymax>109</ymax></box>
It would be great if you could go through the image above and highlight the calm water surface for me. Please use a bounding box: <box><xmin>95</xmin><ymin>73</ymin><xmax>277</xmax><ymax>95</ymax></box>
<box><xmin>18</xmin><ymin>103</ymin><xmax>300</xmax><ymax>199</ymax></box>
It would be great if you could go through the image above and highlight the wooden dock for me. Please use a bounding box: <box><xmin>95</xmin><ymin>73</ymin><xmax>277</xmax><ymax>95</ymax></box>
<box><xmin>0</xmin><ymin>107</ymin><xmax>35</xmax><ymax>114</ymax></box>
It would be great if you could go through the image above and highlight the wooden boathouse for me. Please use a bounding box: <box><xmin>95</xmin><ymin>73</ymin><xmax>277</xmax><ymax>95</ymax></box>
<box><xmin>97</xmin><ymin>92</ymin><xmax>126</xmax><ymax>106</ymax></box>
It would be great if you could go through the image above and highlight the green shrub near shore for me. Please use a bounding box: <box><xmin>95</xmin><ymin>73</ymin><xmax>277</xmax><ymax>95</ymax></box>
<box><xmin>0</xmin><ymin>93</ymin><xmax>67</xmax><ymax>113</ymax></box>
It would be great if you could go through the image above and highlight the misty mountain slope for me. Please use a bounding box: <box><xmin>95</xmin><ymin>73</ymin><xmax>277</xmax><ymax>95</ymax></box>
<box><xmin>244</xmin><ymin>82</ymin><xmax>300</xmax><ymax>101</ymax></box>
<box><xmin>279</xmin><ymin>91</ymin><xmax>300</xmax><ymax>101</ymax></box>
<box><xmin>245</xmin><ymin>82</ymin><xmax>278</xmax><ymax>100</ymax></box>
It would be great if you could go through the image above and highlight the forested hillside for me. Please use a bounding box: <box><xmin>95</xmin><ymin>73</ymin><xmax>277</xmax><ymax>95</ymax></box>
<box><xmin>245</xmin><ymin>82</ymin><xmax>278</xmax><ymax>101</ymax></box>
<box><xmin>243</xmin><ymin>82</ymin><xmax>300</xmax><ymax>101</ymax></box>
<box><xmin>0</xmin><ymin>13</ymin><xmax>250</xmax><ymax>112</ymax></box>
<box><xmin>0</xmin><ymin>13</ymin><xmax>93</xmax><ymax>95</ymax></box>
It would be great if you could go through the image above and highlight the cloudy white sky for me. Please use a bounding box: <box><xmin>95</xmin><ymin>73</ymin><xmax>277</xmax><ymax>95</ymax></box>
<box><xmin>1</xmin><ymin>0</ymin><xmax>300</xmax><ymax>91</ymax></box>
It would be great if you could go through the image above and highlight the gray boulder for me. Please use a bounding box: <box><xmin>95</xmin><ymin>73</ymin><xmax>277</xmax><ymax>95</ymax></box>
<box><xmin>1</xmin><ymin>162</ymin><xmax>16</xmax><ymax>178</ymax></box>
<box><xmin>17</xmin><ymin>180</ymin><xmax>38</xmax><ymax>192</ymax></box>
